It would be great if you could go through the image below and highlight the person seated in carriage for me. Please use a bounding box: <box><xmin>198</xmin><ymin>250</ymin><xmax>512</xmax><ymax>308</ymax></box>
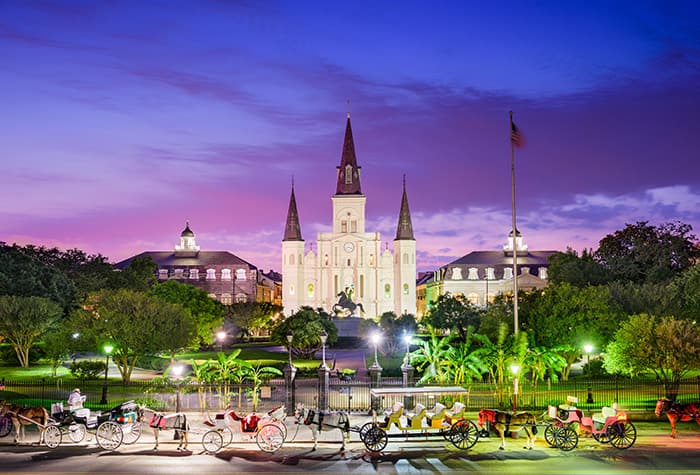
<box><xmin>67</xmin><ymin>388</ymin><xmax>86</xmax><ymax>412</ymax></box>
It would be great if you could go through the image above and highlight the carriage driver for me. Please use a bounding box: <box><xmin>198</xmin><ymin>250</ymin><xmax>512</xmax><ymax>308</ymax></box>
<box><xmin>67</xmin><ymin>388</ymin><xmax>86</xmax><ymax>411</ymax></box>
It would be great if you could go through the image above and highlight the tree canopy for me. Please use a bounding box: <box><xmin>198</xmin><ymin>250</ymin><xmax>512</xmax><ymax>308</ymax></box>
<box><xmin>423</xmin><ymin>292</ymin><xmax>481</xmax><ymax>341</ymax></box>
<box><xmin>548</xmin><ymin>248</ymin><xmax>611</xmax><ymax>287</ymax></box>
<box><xmin>270</xmin><ymin>306</ymin><xmax>337</xmax><ymax>359</ymax></box>
<box><xmin>604</xmin><ymin>314</ymin><xmax>700</xmax><ymax>398</ymax></box>
<box><xmin>595</xmin><ymin>221</ymin><xmax>699</xmax><ymax>284</ymax></box>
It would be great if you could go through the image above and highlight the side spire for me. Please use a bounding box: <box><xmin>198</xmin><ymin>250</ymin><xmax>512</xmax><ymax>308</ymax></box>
<box><xmin>335</xmin><ymin>114</ymin><xmax>362</xmax><ymax>195</ymax></box>
<box><xmin>395</xmin><ymin>174</ymin><xmax>414</xmax><ymax>240</ymax></box>
<box><xmin>283</xmin><ymin>181</ymin><xmax>304</xmax><ymax>241</ymax></box>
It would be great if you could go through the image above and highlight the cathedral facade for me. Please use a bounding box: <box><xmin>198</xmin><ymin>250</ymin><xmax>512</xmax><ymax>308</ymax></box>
<box><xmin>282</xmin><ymin>114</ymin><xmax>416</xmax><ymax>318</ymax></box>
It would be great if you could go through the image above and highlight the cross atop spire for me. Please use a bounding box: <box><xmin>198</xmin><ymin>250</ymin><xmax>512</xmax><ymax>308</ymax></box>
<box><xmin>395</xmin><ymin>175</ymin><xmax>415</xmax><ymax>241</ymax></box>
<box><xmin>335</xmin><ymin>114</ymin><xmax>362</xmax><ymax>195</ymax></box>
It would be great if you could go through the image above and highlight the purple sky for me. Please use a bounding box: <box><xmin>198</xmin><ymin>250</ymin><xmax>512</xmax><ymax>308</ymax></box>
<box><xmin>2</xmin><ymin>1</ymin><xmax>699</xmax><ymax>273</ymax></box>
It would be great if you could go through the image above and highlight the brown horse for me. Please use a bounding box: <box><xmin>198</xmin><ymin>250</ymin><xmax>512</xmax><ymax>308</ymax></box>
<box><xmin>655</xmin><ymin>398</ymin><xmax>700</xmax><ymax>438</ymax></box>
<box><xmin>478</xmin><ymin>409</ymin><xmax>537</xmax><ymax>450</ymax></box>
<box><xmin>0</xmin><ymin>402</ymin><xmax>50</xmax><ymax>444</ymax></box>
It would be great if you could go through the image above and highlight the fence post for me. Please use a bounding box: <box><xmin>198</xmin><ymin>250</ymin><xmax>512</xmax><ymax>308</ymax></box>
<box><xmin>41</xmin><ymin>378</ymin><xmax>46</xmax><ymax>407</ymax></box>
<box><xmin>317</xmin><ymin>365</ymin><xmax>330</xmax><ymax>411</ymax></box>
<box><xmin>369</xmin><ymin>365</ymin><xmax>382</xmax><ymax>414</ymax></box>
<box><xmin>402</xmin><ymin>361</ymin><xmax>414</xmax><ymax>410</ymax></box>
<box><xmin>284</xmin><ymin>363</ymin><xmax>296</xmax><ymax>413</ymax></box>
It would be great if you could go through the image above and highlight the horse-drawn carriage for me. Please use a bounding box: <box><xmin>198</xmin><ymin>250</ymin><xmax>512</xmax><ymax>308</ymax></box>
<box><xmin>543</xmin><ymin>396</ymin><xmax>637</xmax><ymax>451</ymax></box>
<box><xmin>358</xmin><ymin>387</ymin><xmax>479</xmax><ymax>452</ymax></box>
<box><xmin>200</xmin><ymin>405</ymin><xmax>288</xmax><ymax>453</ymax></box>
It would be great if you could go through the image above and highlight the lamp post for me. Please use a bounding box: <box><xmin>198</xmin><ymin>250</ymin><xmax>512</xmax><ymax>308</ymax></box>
<box><xmin>510</xmin><ymin>363</ymin><xmax>520</xmax><ymax>411</ymax></box>
<box><xmin>100</xmin><ymin>344</ymin><xmax>113</xmax><ymax>405</ymax></box>
<box><xmin>369</xmin><ymin>332</ymin><xmax>383</xmax><ymax>413</ymax></box>
<box><xmin>216</xmin><ymin>331</ymin><xmax>226</xmax><ymax>352</ymax></box>
<box><xmin>286</xmin><ymin>332</ymin><xmax>294</xmax><ymax>366</ymax></box>
<box><xmin>320</xmin><ymin>329</ymin><xmax>328</xmax><ymax>369</ymax></box>
<box><xmin>402</xmin><ymin>332</ymin><xmax>414</xmax><ymax>409</ymax></box>
<box><xmin>284</xmin><ymin>332</ymin><xmax>296</xmax><ymax>412</ymax></box>
<box><xmin>172</xmin><ymin>364</ymin><xmax>184</xmax><ymax>413</ymax></box>
<box><xmin>402</xmin><ymin>332</ymin><xmax>412</xmax><ymax>368</ymax></box>
<box><xmin>584</xmin><ymin>344</ymin><xmax>594</xmax><ymax>404</ymax></box>
<box><xmin>370</xmin><ymin>332</ymin><xmax>382</xmax><ymax>370</ymax></box>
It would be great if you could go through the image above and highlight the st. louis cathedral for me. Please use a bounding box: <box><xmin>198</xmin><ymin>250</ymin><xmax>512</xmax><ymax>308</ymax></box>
<box><xmin>282</xmin><ymin>114</ymin><xmax>416</xmax><ymax>318</ymax></box>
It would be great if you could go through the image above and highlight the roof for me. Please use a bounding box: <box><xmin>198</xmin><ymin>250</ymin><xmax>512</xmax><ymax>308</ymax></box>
<box><xmin>447</xmin><ymin>250</ymin><xmax>557</xmax><ymax>268</ymax></box>
<box><xmin>181</xmin><ymin>222</ymin><xmax>194</xmax><ymax>237</ymax></box>
<box><xmin>113</xmin><ymin>251</ymin><xmax>257</xmax><ymax>270</ymax></box>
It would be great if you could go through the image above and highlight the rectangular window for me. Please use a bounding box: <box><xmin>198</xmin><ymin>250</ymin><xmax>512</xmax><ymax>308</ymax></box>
<box><xmin>341</xmin><ymin>220</ymin><xmax>347</xmax><ymax>233</ymax></box>
<box><xmin>360</xmin><ymin>275</ymin><xmax>364</xmax><ymax>298</ymax></box>
<box><xmin>351</xmin><ymin>220</ymin><xmax>357</xmax><ymax>233</ymax></box>
<box><xmin>334</xmin><ymin>275</ymin><xmax>338</xmax><ymax>296</ymax></box>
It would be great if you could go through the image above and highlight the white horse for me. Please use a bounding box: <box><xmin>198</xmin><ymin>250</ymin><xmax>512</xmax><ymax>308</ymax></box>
<box><xmin>140</xmin><ymin>407</ymin><xmax>190</xmax><ymax>451</ymax></box>
<box><xmin>294</xmin><ymin>404</ymin><xmax>350</xmax><ymax>452</ymax></box>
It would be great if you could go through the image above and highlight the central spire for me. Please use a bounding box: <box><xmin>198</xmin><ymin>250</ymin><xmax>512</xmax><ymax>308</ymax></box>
<box><xmin>395</xmin><ymin>175</ymin><xmax>415</xmax><ymax>240</ymax></box>
<box><xmin>283</xmin><ymin>181</ymin><xmax>303</xmax><ymax>242</ymax></box>
<box><xmin>335</xmin><ymin>114</ymin><xmax>362</xmax><ymax>195</ymax></box>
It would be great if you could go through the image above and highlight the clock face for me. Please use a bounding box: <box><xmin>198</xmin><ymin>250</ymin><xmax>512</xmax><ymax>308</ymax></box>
<box><xmin>344</xmin><ymin>242</ymin><xmax>355</xmax><ymax>253</ymax></box>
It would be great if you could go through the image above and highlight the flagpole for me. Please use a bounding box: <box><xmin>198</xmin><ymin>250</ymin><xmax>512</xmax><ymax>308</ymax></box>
<box><xmin>509</xmin><ymin>111</ymin><xmax>519</xmax><ymax>336</ymax></box>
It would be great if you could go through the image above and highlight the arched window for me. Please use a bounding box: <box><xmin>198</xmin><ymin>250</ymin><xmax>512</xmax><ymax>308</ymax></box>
<box><xmin>221</xmin><ymin>293</ymin><xmax>232</xmax><ymax>305</ymax></box>
<box><xmin>222</xmin><ymin>269</ymin><xmax>232</xmax><ymax>280</ymax></box>
<box><xmin>369</xmin><ymin>253</ymin><xmax>374</xmax><ymax>266</ymax></box>
<box><xmin>208</xmin><ymin>293</ymin><xmax>217</xmax><ymax>300</ymax></box>
<box><xmin>403</xmin><ymin>283</ymin><xmax>409</xmax><ymax>295</ymax></box>
<box><xmin>307</xmin><ymin>283</ymin><xmax>314</xmax><ymax>298</ymax></box>
<box><xmin>290</xmin><ymin>254</ymin><xmax>295</xmax><ymax>265</ymax></box>
<box><xmin>235</xmin><ymin>293</ymin><xmax>247</xmax><ymax>303</ymax></box>
<box><xmin>403</xmin><ymin>253</ymin><xmax>409</xmax><ymax>264</ymax></box>
<box><xmin>467</xmin><ymin>293</ymin><xmax>479</xmax><ymax>305</ymax></box>
<box><xmin>384</xmin><ymin>283</ymin><xmax>391</xmax><ymax>298</ymax></box>
<box><xmin>324</xmin><ymin>254</ymin><xmax>329</xmax><ymax>266</ymax></box>
<box><xmin>345</xmin><ymin>164</ymin><xmax>353</xmax><ymax>184</ymax></box>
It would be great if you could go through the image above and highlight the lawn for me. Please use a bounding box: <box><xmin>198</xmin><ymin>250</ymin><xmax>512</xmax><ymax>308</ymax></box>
<box><xmin>0</xmin><ymin>364</ymin><xmax>70</xmax><ymax>379</ymax></box>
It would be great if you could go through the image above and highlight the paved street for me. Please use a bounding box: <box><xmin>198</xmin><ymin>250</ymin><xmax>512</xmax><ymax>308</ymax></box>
<box><xmin>1</xmin><ymin>421</ymin><xmax>699</xmax><ymax>474</ymax></box>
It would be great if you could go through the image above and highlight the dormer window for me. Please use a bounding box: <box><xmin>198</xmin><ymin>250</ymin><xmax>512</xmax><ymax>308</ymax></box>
<box><xmin>189</xmin><ymin>269</ymin><xmax>199</xmax><ymax>279</ymax></box>
<box><xmin>538</xmin><ymin>267</ymin><xmax>548</xmax><ymax>279</ymax></box>
<box><xmin>173</xmin><ymin>269</ymin><xmax>184</xmax><ymax>279</ymax></box>
<box><xmin>158</xmin><ymin>269</ymin><xmax>168</xmax><ymax>280</ymax></box>
<box><xmin>451</xmin><ymin>268</ymin><xmax>463</xmax><ymax>280</ymax></box>
<box><xmin>222</xmin><ymin>269</ymin><xmax>232</xmax><ymax>280</ymax></box>
<box><xmin>504</xmin><ymin>268</ymin><xmax>513</xmax><ymax>279</ymax></box>
<box><xmin>236</xmin><ymin>269</ymin><xmax>247</xmax><ymax>280</ymax></box>
<box><xmin>206</xmin><ymin>269</ymin><xmax>216</xmax><ymax>280</ymax></box>
<box><xmin>468</xmin><ymin>268</ymin><xmax>479</xmax><ymax>280</ymax></box>
<box><xmin>486</xmin><ymin>267</ymin><xmax>496</xmax><ymax>280</ymax></box>
<box><xmin>520</xmin><ymin>266</ymin><xmax>530</xmax><ymax>275</ymax></box>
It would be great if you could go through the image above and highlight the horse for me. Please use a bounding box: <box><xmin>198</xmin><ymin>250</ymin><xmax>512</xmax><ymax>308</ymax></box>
<box><xmin>655</xmin><ymin>398</ymin><xmax>700</xmax><ymax>438</ymax></box>
<box><xmin>332</xmin><ymin>289</ymin><xmax>365</xmax><ymax>317</ymax></box>
<box><xmin>140</xmin><ymin>406</ymin><xmax>190</xmax><ymax>451</ymax></box>
<box><xmin>0</xmin><ymin>402</ymin><xmax>49</xmax><ymax>444</ymax></box>
<box><xmin>477</xmin><ymin>409</ymin><xmax>538</xmax><ymax>450</ymax></box>
<box><xmin>294</xmin><ymin>404</ymin><xmax>350</xmax><ymax>452</ymax></box>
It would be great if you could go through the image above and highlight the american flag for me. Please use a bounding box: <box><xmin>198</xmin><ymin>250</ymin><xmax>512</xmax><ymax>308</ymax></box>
<box><xmin>511</xmin><ymin>121</ymin><xmax>524</xmax><ymax>148</ymax></box>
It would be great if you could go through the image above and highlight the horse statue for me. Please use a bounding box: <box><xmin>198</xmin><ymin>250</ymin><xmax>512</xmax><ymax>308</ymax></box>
<box><xmin>332</xmin><ymin>286</ymin><xmax>365</xmax><ymax>317</ymax></box>
<box><xmin>477</xmin><ymin>409</ymin><xmax>538</xmax><ymax>450</ymax></box>
<box><xmin>655</xmin><ymin>398</ymin><xmax>700</xmax><ymax>438</ymax></box>
<box><xmin>0</xmin><ymin>401</ymin><xmax>50</xmax><ymax>444</ymax></box>
<box><xmin>294</xmin><ymin>404</ymin><xmax>350</xmax><ymax>452</ymax></box>
<box><xmin>140</xmin><ymin>406</ymin><xmax>190</xmax><ymax>451</ymax></box>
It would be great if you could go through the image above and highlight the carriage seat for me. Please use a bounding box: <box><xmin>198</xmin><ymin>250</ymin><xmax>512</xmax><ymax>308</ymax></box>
<box><xmin>229</xmin><ymin>411</ymin><xmax>260</xmax><ymax>433</ymax></box>
<box><xmin>406</xmin><ymin>404</ymin><xmax>427</xmax><ymax>429</ymax></box>
<box><xmin>428</xmin><ymin>403</ymin><xmax>447</xmax><ymax>428</ymax></box>
<box><xmin>445</xmin><ymin>402</ymin><xmax>465</xmax><ymax>423</ymax></box>
<box><xmin>380</xmin><ymin>402</ymin><xmax>403</xmax><ymax>429</ymax></box>
<box><xmin>592</xmin><ymin>406</ymin><xmax>617</xmax><ymax>425</ymax></box>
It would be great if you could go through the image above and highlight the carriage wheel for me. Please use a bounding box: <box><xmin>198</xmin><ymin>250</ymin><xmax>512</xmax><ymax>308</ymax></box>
<box><xmin>554</xmin><ymin>426</ymin><xmax>578</xmax><ymax>451</ymax></box>
<box><xmin>122</xmin><ymin>422</ymin><xmax>142</xmax><ymax>444</ymax></box>
<box><xmin>450</xmin><ymin>420</ymin><xmax>479</xmax><ymax>450</ymax></box>
<box><xmin>96</xmin><ymin>421</ymin><xmax>123</xmax><ymax>450</ymax></box>
<box><xmin>607</xmin><ymin>421</ymin><xmax>636</xmax><ymax>449</ymax></box>
<box><xmin>44</xmin><ymin>425</ymin><xmax>62</xmax><ymax>449</ymax></box>
<box><xmin>256</xmin><ymin>423</ymin><xmax>285</xmax><ymax>453</ymax></box>
<box><xmin>0</xmin><ymin>415</ymin><xmax>12</xmax><ymax>438</ymax></box>
<box><xmin>363</xmin><ymin>426</ymin><xmax>388</xmax><ymax>452</ymax></box>
<box><xmin>359</xmin><ymin>422</ymin><xmax>376</xmax><ymax>443</ymax></box>
<box><xmin>202</xmin><ymin>430</ymin><xmax>224</xmax><ymax>454</ymax></box>
<box><xmin>68</xmin><ymin>423</ymin><xmax>86</xmax><ymax>443</ymax></box>
<box><xmin>592</xmin><ymin>430</ymin><xmax>610</xmax><ymax>443</ymax></box>
<box><xmin>220</xmin><ymin>427</ymin><xmax>233</xmax><ymax>447</ymax></box>
<box><xmin>544</xmin><ymin>424</ymin><xmax>558</xmax><ymax>447</ymax></box>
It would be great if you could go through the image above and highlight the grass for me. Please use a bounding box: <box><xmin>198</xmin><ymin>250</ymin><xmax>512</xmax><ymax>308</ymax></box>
<box><xmin>0</xmin><ymin>364</ymin><xmax>70</xmax><ymax>379</ymax></box>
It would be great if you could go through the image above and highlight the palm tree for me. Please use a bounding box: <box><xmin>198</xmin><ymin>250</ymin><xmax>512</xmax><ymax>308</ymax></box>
<box><xmin>409</xmin><ymin>326</ymin><xmax>453</xmax><ymax>385</ymax></box>
<box><xmin>207</xmin><ymin>350</ymin><xmax>248</xmax><ymax>408</ymax></box>
<box><xmin>522</xmin><ymin>345</ymin><xmax>567</xmax><ymax>407</ymax></box>
<box><xmin>472</xmin><ymin>322</ymin><xmax>525</xmax><ymax>407</ymax></box>
<box><xmin>241</xmin><ymin>362</ymin><xmax>283</xmax><ymax>410</ymax></box>
<box><xmin>444</xmin><ymin>327</ymin><xmax>486</xmax><ymax>386</ymax></box>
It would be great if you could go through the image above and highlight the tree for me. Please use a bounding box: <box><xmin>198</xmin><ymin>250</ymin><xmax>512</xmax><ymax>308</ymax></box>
<box><xmin>409</xmin><ymin>326</ymin><xmax>453</xmax><ymax>385</ymax></box>
<box><xmin>270</xmin><ymin>307</ymin><xmax>337</xmax><ymax>359</ymax></box>
<box><xmin>70</xmin><ymin>289</ymin><xmax>195</xmax><ymax>382</ymax></box>
<box><xmin>0</xmin><ymin>243</ymin><xmax>76</xmax><ymax>311</ymax></box>
<box><xmin>548</xmin><ymin>248</ymin><xmax>611</xmax><ymax>287</ymax></box>
<box><xmin>224</xmin><ymin>301</ymin><xmax>281</xmax><ymax>339</ymax></box>
<box><xmin>604</xmin><ymin>314</ymin><xmax>700</xmax><ymax>398</ymax></box>
<box><xmin>423</xmin><ymin>293</ymin><xmax>481</xmax><ymax>341</ymax></box>
<box><xmin>109</xmin><ymin>255</ymin><xmax>158</xmax><ymax>291</ymax></box>
<box><xmin>377</xmin><ymin>312</ymin><xmax>417</xmax><ymax>355</ymax></box>
<box><xmin>595</xmin><ymin>221</ymin><xmax>699</xmax><ymax>284</ymax></box>
<box><xmin>444</xmin><ymin>327</ymin><xmax>487</xmax><ymax>386</ymax></box>
<box><xmin>42</xmin><ymin>327</ymin><xmax>77</xmax><ymax>376</ymax></box>
<box><xmin>666</xmin><ymin>264</ymin><xmax>700</xmax><ymax>321</ymax></box>
<box><xmin>0</xmin><ymin>295</ymin><xmax>63</xmax><ymax>367</ymax></box>
<box><xmin>241</xmin><ymin>363</ymin><xmax>283</xmax><ymax>410</ymax></box>
<box><xmin>152</xmin><ymin>280</ymin><xmax>223</xmax><ymax>348</ymax></box>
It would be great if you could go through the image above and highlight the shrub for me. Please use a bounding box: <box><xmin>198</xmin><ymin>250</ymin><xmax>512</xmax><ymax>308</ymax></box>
<box><xmin>69</xmin><ymin>360</ymin><xmax>106</xmax><ymax>380</ymax></box>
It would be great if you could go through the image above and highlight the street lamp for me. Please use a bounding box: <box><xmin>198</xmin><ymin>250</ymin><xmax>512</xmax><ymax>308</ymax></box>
<box><xmin>510</xmin><ymin>363</ymin><xmax>520</xmax><ymax>411</ymax></box>
<box><xmin>320</xmin><ymin>329</ymin><xmax>328</xmax><ymax>369</ymax></box>
<box><xmin>216</xmin><ymin>331</ymin><xmax>226</xmax><ymax>351</ymax></box>
<box><xmin>584</xmin><ymin>344</ymin><xmax>594</xmax><ymax>404</ymax></box>
<box><xmin>286</xmin><ymin>332</ymin><xmax>294</xmax><ymax>367</ymax></box>
<box><xmin>370</xmin><ymin>332</ymin><xmax>382</xmax><ymax>369</ymax></box>
<box><xmin>100</xmin><ymin>344</ymin><xmax>113</xmax><ymax>405</ymax></box>
<box><xmin>403</xmin><ymin>332</ymin><xmax>412</xmax><ymax>368</ymax></box>
<box><xmin>172</xmin><ymin>364</ymin><xmax>184</xmax><ymax>413</ymax></box>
